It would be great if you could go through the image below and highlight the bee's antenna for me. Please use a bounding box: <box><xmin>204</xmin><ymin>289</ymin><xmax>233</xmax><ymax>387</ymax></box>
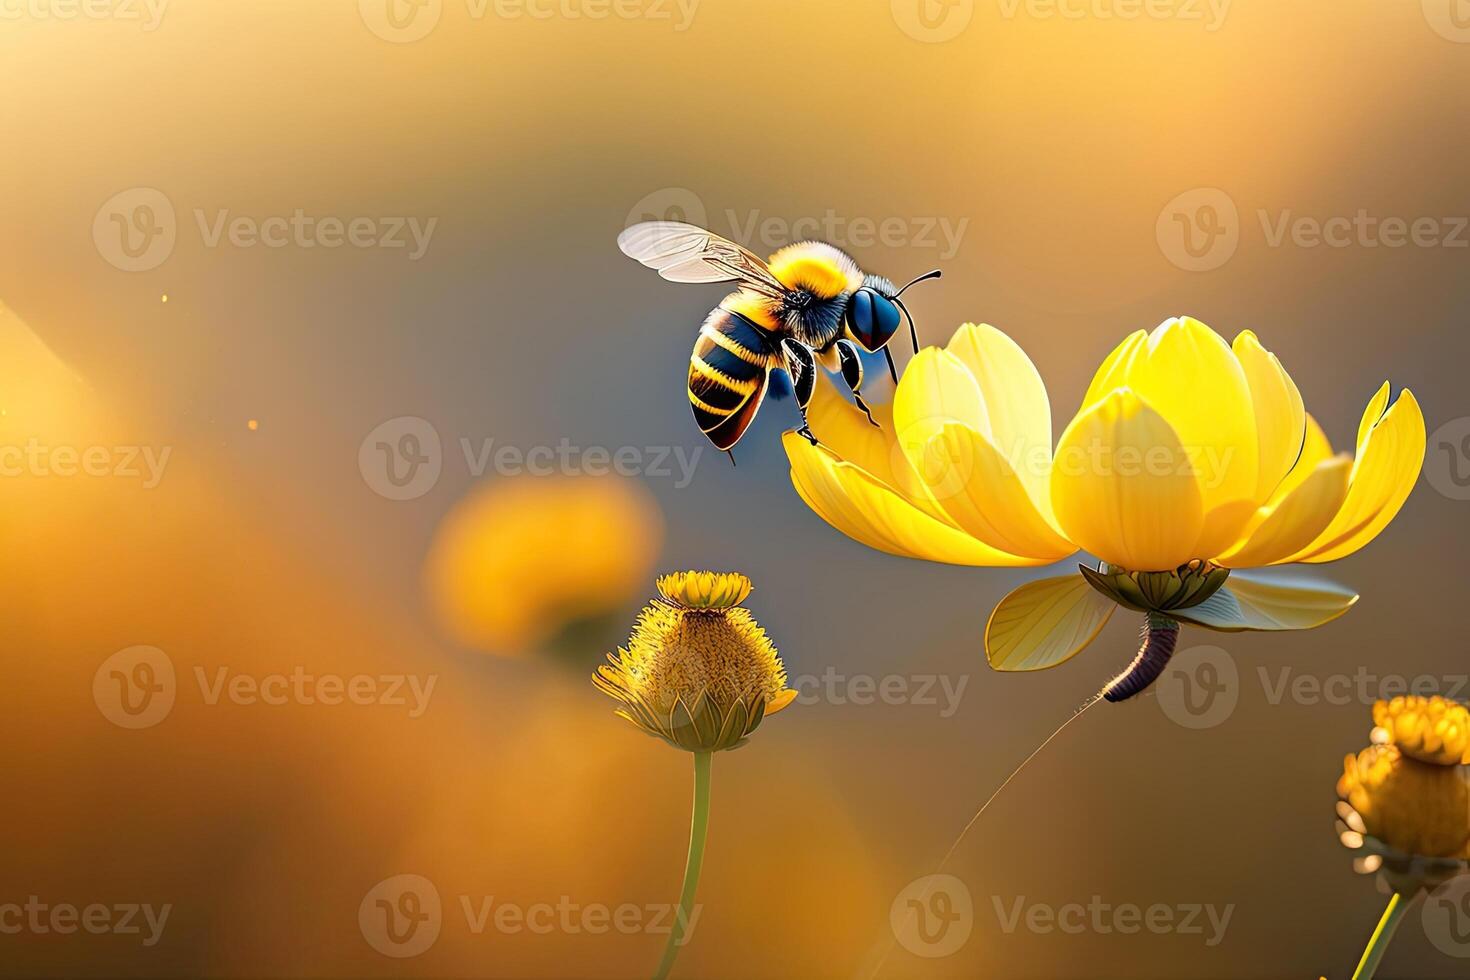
<box><xmin>894</xmin><ymin>269</ymin><xmax>942</xmax><ymax>297</ymax></box>
<box><xmin>895</xmin><ymin>297</ymin><xmax>920</xmax><ymax>354</ymax></box>
<box><xmin>882</xmin><ymin>347</ymin><xmax>899</xmax><ymax>384</ymax></box>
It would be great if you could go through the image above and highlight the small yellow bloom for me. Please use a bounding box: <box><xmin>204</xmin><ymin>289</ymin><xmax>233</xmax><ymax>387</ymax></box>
<box><xmin>1373</xmin><ymin>695</ymin><xmax>1470</xmax><ymax>766</ymax></box>
<box><xmin>594</xmin><ymin>571</ymin><xmax>797</xmax><ymax>753</ymax></box>
<box><xmin>784</xmin><ymin>318</ymin><xmax>1425</xmax><ymax>678</ymax></box>
<box><xmin>423</xmin><ymin>475</ymin><xmax>662</xmax><ymax>657</ymax></box>
<box><xmin>1338</xmin><ymin>743</ymin><xmax>1470</xmax><ymax>860</ymax></box>
<box><xmin>1337</xmin><ymin>699</ymin><xmax>1470</xmax><ymax>905</ymax></box>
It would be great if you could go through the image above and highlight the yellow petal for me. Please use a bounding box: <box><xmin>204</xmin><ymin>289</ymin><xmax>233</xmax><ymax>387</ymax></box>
<box><xmin>1356</xmin><ymin>381</ymin><xmax>1391</xmax><ymax>455</ymax></box>
<box><xmin>1172</xmin><ymin>572</ymin><xmax>1358</xmax><ymax>631</ymax></box>
<box><xmin>945</xmin><ymin>323</ymin><xmax>1055</xmax><ymax>514</ymax></box>
<box><xmin>918</xmin><ymin>422</ymin><xmax>1075</xmax><ymax>560</ymax></box>
<box><xmin>1217</xmin><ymin>455</ymin><xmax>1351</xmax><ymax>567</ymax></box>
<box><xmin>1050</xmin><ymin>388</ymin><xmax>1204</xmax><ymax>571</ymax></box>
<box><xmin>1233</xmin><ymin>330</ymin><xmax>1306</xmax><ymax>502</ymax></box>
<box><xmin>1121</xmin><ymin>318</ymin><xmax>1259</xmax><ymax>548</ymax></box>
<box><xmin>1270</xmin><ymin>413</ymin><xmax>1333</xmax><ymax>504</ymax></box>
<box><xmin>985</xmin><ymin>574</ymin><xmax>1115</xmax><ymax>671</ymax></box>
<box><xmin>893</xmin><ymin>347</ymin><xmax>990</xmax><ymax>457</ymax></box>
<box><xmin>1290</xmin><ymin>389</ymin><xmax>1426</xmax><ymax>563</ymax></box>
<box><xmin>784</xmin><ymin>432</ymin><xmax>1048</xmax><ymax>566</ymax></box>
<box><xmin>804</xmin><ymin>375</ymin><xmax>949</xmax><ymax>523</ymax></box>
<box><xmin>1082</xmin><ymin>329</ymin><xmax>1147</xmax><ymax>410</ymax></box>
<box><xmin>766</xmin><ymin>688</ymin><xmax>798</xmax><ymax>715</ymax></box>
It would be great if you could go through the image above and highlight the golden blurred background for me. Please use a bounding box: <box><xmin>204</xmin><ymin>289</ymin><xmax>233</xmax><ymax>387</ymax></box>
<box><xmin>1</xmin><ymin>0</ymin><xmax>1469</xmax><ymax>976</ymax></box>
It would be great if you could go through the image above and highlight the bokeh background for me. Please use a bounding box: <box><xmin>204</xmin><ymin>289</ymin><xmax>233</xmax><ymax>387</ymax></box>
<box><xmin>2</xmin><ymin>0</ymin><xmax>1469</xmax><ymax>976</ymax></box>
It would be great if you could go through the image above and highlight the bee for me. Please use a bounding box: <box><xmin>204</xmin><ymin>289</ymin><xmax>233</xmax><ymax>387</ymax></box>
<box><xmin>617</xmin><ymin>221</ymin><xmax>941</xmax><ymax>460</ymax></box>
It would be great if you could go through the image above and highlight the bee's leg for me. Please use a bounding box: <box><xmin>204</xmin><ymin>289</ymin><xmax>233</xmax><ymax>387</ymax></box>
<box><xmin>781</xmin><ymin>338</ymin><xmax>820</xmax><ymax>446</ymax></box>
<box><xmin>882</xmin><ymin>346</ymin><xmax>899</xmax><ymax>384</ymax></box>
<box><xmin>725</xmin><ymin>449</ymin><xmax>736</xmax><ymax>467</ymax></box>
<box><xmin>836</xmin><ymin>340</ymin><xmax>880</xmax><ymax>428</ymax></box>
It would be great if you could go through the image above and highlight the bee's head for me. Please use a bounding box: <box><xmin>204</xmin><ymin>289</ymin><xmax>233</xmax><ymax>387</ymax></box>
<box><xmin>845</xmin><ymin>269</ymin><xmax>942</xmax><ymax>354</ymax></box>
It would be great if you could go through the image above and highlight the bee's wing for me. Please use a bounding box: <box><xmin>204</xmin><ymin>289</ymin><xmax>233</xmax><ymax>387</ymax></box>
<box><xmin>617</xmin><ymin>221</ymin><xmax>785</xmax><ymax>299</ymax></box>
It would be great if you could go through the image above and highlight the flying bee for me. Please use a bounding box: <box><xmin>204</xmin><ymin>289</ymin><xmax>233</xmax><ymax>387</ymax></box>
<box><xmin>617</xmin><ymin>221</ymin><xmax>942</xmax><ymax>460</ymax></box>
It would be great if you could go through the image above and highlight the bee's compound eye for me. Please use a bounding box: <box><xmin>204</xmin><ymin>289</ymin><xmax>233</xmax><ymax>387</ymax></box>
<box><xmin>846</xmin><ymin>288</ymin><xmax>876</xmax><ymax>349</ymax></box>
<box><xmin>872</xmin><ymin>294</ymin><xmax>902</xmax><ymax>346</ymax></box>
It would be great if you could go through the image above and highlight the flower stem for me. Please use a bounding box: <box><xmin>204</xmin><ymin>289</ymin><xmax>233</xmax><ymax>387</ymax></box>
<box><xmin>653</xmin><ymin>750</ymin><xmax>712</xmax><ymax>980</ymax></box>
<box><xmin>1351</xmin><ymin>891</ymin><xmax>1406</xmax><ymax>980</ymax></box>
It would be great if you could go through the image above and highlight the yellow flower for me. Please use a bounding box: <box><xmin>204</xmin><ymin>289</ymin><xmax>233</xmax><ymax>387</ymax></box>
<box><xmin>594</xmin><ymin>571</ymin><xmax>797</xmax><ymax>753</ymax></box>
<box><xmin>423</xmin><ymin>475</ymin><xmax>662</xmax><ymax>658</ymax></box>
<box><xmin>1373</xmin><ymin>695</ymin><xmax>1470</xmax><ymax>766</ymax></box>
<box><xmin>1339</xmin><ymin>743</ymin><xmax>1470</xmax><ymax>860</ymax></box>
<box><xmin>1337</xmin><ymin>700</ymin><xmax>1470</xmax><ymax>905</ymax></box>
<box><xmin>784</xmin><ymin>318</ymin><xmax>1425</xmax><ymax>682</ymax></box>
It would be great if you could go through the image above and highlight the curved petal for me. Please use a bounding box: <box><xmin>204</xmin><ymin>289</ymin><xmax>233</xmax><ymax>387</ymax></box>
<box><xmin>1172</xmin><ymin>572</ymin><xmax>1358</xmax><ymax>631</ymax></box>
<box><xmin>1121</xmin><ymin>317</ymin><xmax>1259</xmax><ymax>553</ymax></box>
<box><xmin>1233</xmin><ymin>330</ymin><xmax>1306</xmax><ymax>503</ymax></box>
<box><xmin>784</xmin><ymin>432</ymin><xmax>1048</xmax><ymax>566</ymax></box>
<box><xmin>1050</xmin><ymin>388</ymin><xmax>1204</xmax><ymax>571</ymax></box>
<box><xmin>1082</xmin><ymin>329</ymin><xmax>1147</xmax><ymax>410</ymax></box>
<box><xmin>945</xmin><ymin>323</ymin><xmax>1055</xmax><ymax>515</ymax></box>
<box><xmin>986</xmin><ymin>574</ymin><xmax>1115</xmax><ymax>671</ymax></box>
<box><xmin>1216</xmin><ymin>455</ymin><xmax>1351</xmax><ymax>567</ymax></box>
<box><xmin>894</xmin><ymin>347</ymin><xmax>991</xmax><ymax>454</ymax></box>
<box><xmin>804</xmin><ymin>375</ymin><xmax>951</xmax><ymax>524</ymax></box>
<box><xmin>918</xmin><ymin>422</ymin><xmax>1075</xmax><ymax>560</ymax></box>
<box><xmin>1289</xmin><ymin>389</ymin><xmax>1425</xmax><ymax>564</ymax></box>
<box><xmin>1270</xmin><ymin>412</ymin><xmax>1333</xmax><ymax>504</ymax></box>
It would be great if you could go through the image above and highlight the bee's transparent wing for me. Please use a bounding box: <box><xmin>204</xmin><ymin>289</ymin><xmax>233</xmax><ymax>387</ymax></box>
<box><xmin>617</xmin><ymin>221</ymin><xmax>785</xmax><ymax>298</ymax></box>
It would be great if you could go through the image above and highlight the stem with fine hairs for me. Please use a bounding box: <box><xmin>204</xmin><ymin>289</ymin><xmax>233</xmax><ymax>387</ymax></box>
<box><xmin>866</xmin><ymin>694</ymin><xmax>1101</xmax><ymax>978</ymax></box>
<box><xmin>653</xmin><ymin>751</ymin><xmax>711</xmax><ymax>980</ymax></box>
<box><xmin>1350</xmin><ymin>892</ymin><xmax>1407</xmax><ymax>980</ymax></box>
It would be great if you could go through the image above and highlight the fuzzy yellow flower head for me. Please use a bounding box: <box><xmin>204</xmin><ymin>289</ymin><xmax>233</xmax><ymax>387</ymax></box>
<box><xmin>1338</xmin><ymin>743</ymin><xmax>1470</xmax><ymax>861</ymax></box>
<box><xmin>1373</xmin><ymin>695</ymin><xmax>1470</xmax><ymax>766</ymax></box>
<box><xmin>594</xmin><ymin>572</ymin><xmax>797</xmax><ymax>753</ymax></box>
<box><xmin>785</xmin><ymin>317</ymin><xmax>1425</xmax><ymax>682</ymax></box>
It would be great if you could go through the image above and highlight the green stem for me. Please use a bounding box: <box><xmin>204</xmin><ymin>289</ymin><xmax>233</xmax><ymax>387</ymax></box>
<box><xmin>1351</xmin><ymin>891</ymin><xmax>1407</xmax><ymax>980</ymax></box>
<box><xmin>652</xmin><ymin>750</ymin><xmax>712</xmax><ymax>980</ymax></box>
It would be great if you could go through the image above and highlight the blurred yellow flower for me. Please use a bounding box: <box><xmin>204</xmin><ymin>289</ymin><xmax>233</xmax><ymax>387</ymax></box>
<box><xmin>423</xmin><ymin>475</ymin><xmax>662</xmax><ymax>658</ymax></box>
<box><xmin>1339</xmin><ymin>742</ymin><xmax>1470</xmax><ymax>861</ymax></box>
<box><xmin>1372</xmin><ymin>695</ymin><xmax>1470</xmax><ymax>766</ymax></box>
<box><xmin>594</xmin><ymin>571</ymin><xmax>796</xmax><ymax>753</ymax></box>
<box><xmin>784</xmin><ymin>317</ymin><xmax>1425</xmax><ymax>688</ymax></box>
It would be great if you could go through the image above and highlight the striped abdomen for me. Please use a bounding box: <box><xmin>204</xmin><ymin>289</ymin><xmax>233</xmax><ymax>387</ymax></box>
<box><xmin>688</xmin><ymin>299</ymin><xmax>781</xmax><ymax>451</ymax></box>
